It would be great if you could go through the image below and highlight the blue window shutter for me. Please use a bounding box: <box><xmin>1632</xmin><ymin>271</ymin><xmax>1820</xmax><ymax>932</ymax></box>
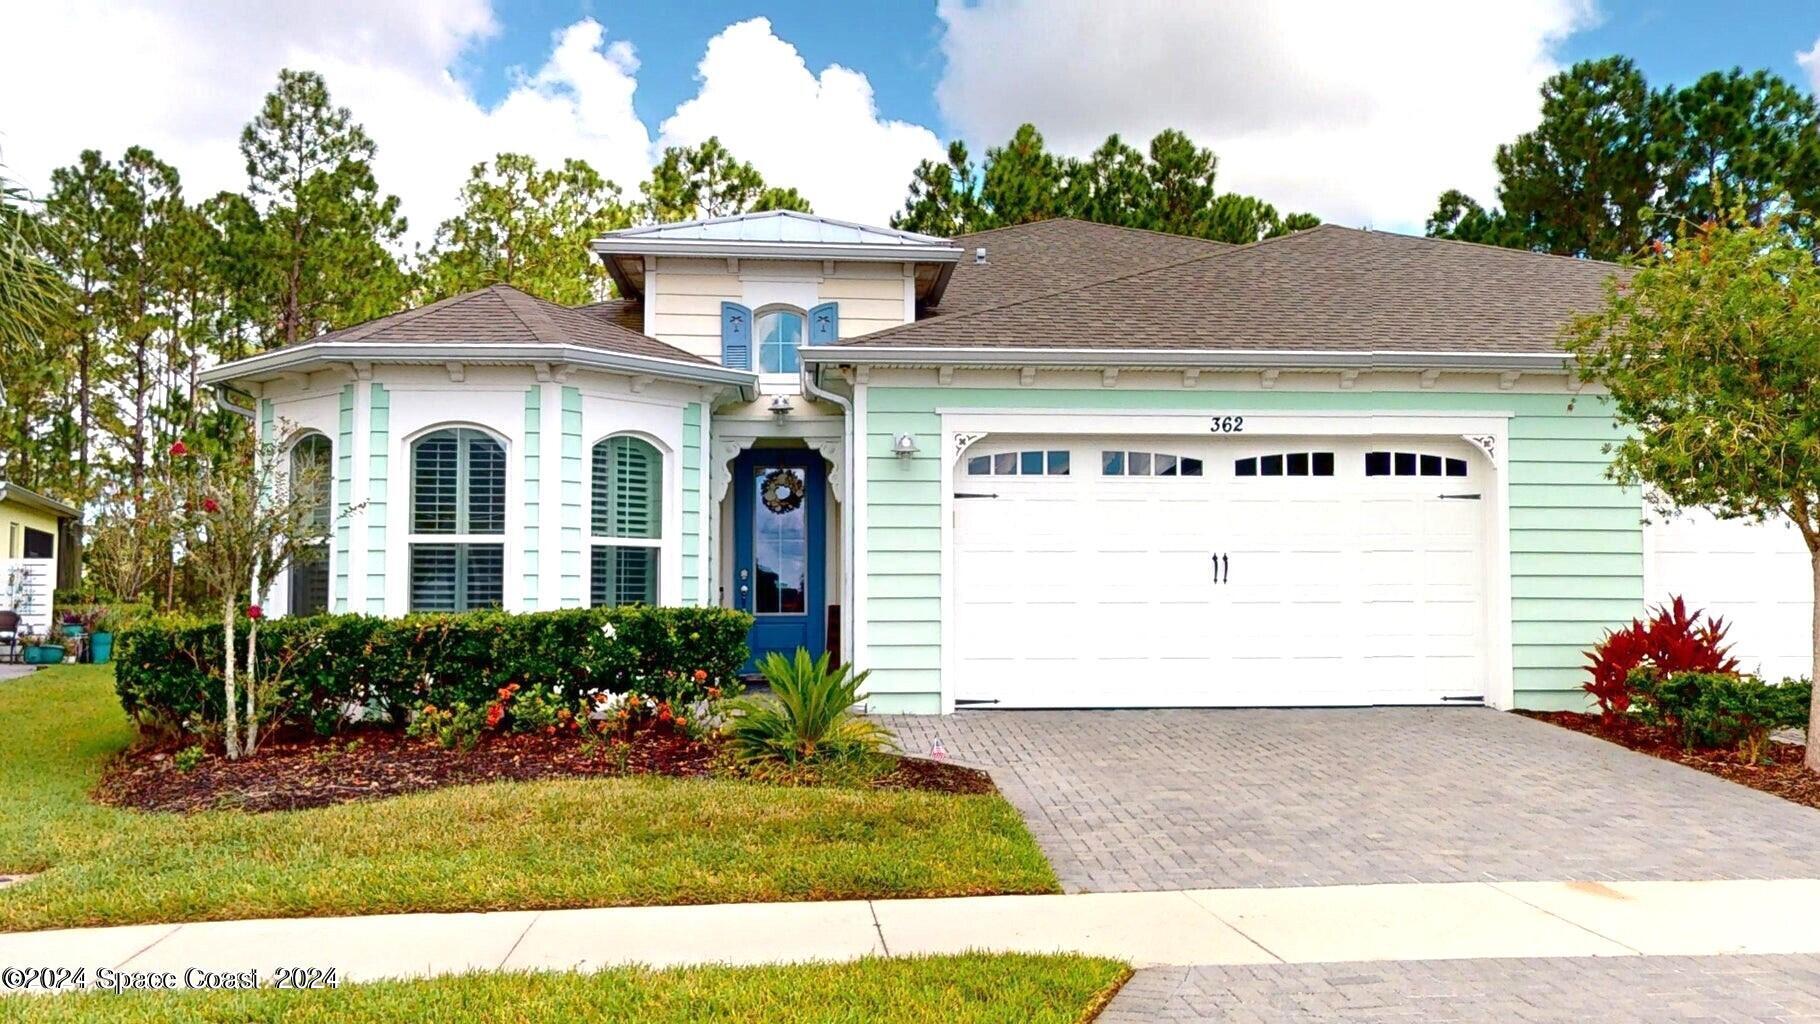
<box><xmin>808</xmin><ymin>302</ymin><xmax>838</xmax><ymax>345</ymax></box>
<box><xmin>720</xmin><ymin>302</ymin><xmax>752</xmax><ymax>369</ymax></box>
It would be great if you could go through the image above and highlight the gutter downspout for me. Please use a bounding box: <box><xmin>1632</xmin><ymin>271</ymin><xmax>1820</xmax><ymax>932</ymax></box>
<box><xmin>800</xmin><ymin>361</ymin><xmax>856</xmax><ymax>668</ymax></box>
<box><xmin>214</xmin><ymin>383</ymin><xmax>258</xmax><ymax>423</ymax></box>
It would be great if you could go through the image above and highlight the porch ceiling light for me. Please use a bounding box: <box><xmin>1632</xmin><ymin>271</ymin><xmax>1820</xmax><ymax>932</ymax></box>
<box><xmin>892</xmin><ymin>433</ymin><xmax>920</xmax><ymax>458</ymax></box>
<box><xmin>769</xmin><ymin>394</ymin><xmax>794</xmax><ymax>416</ymax></box>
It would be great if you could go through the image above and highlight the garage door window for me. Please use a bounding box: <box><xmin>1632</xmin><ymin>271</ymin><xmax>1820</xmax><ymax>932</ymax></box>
<box><xmin>968</xmin><ymin>450</ymin><xmax>1070</xmax><ymax>476</ymax></box>
<box><xmin>1235</xmin><ymin>452</ymin><xmax>1334</xmax><ymax>478</ymax></box>
<box><xmin>1366</xmin><ymin>451</ymin><xmax>1468</xmax><ymax>477</ymax></box>
<box><xmin>1101</xmin><ymin>451</ymin><xmax>1203</xmax><ymax>477</ymax></box>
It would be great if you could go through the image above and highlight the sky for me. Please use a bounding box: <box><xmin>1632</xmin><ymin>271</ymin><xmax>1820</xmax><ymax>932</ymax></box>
<box><xmin>1</xmin><ymin>1</ymin><xmax>1816</xmax><ymax>246</ymax></box>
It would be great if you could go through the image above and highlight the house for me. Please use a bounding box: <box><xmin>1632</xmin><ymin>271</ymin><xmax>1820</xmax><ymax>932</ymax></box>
<box><xmin>198</xmin><ymin>211</ymin><xmax>1814</xmax><ymax>713</ymax></box>
<box><xmin>1</xmin><ymin>482</ymin><xmax>78</xmax><ymax>637</ymax></box>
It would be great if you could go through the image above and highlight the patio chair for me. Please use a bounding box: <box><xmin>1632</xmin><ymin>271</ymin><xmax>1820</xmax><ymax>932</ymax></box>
<box><xmin>0</xmin><ymin>610</ymin><xmax>18</xmax><ymax>664</ymax></box>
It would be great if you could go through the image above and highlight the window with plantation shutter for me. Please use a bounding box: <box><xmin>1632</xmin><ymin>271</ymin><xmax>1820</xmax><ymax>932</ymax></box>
<box><xmin>288</xmin><ymin>433</ymin><xmax>333</xmax><ymax>615</ymax></box>
<box><xmin>589</xmin><ymin>435</ymin><xmax>663</xmax><ymax>607</ymax></box>
<box><xmin>409</xmin><ymin>427</ymin><xmax>508</xmax><ymax>612</ymax></box>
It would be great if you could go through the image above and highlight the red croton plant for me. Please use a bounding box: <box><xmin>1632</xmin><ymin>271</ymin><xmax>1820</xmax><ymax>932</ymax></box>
<box><xmin>1583</xmin><ymin>595</ymin><xmax>1739</xmax><ymax>725</ymax></box>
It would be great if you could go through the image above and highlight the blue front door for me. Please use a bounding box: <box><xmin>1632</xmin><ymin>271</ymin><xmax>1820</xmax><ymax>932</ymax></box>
<box><xmin>733</xmin><ymin>448</ymin><xmax>826</xmax><ymax>671</ymax></box>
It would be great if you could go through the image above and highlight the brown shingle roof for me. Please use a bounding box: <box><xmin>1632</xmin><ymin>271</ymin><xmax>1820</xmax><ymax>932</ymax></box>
<box><xmin>310</xmin><ymin>285</ymin><xmax>710</xmax><ymax>365</ymax></box>
<box><xmin>574</xmin><ymin>297</ymin><xmax>643</xmax><ymax>332</ymax></box>
<box><xmin>931</xmin><ymin>218</ymin><xmax>1231</xmax><ymax>316</ymax></box>
<box><xmin>855</xmin><ymin>224</ymin><xmax>1625</xmax><ymax>354</ymax></box>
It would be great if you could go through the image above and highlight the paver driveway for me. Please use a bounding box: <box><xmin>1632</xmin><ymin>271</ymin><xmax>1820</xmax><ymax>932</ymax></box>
<box><xmin>881</xmin><ymin>707</ymin><xmax>1820</xmax><ymax>891</ymax></box>
<box><xmin>1098</xmin><ymin>954</ymin><xmax>1820</xmax><ymax>1023</ymax></box>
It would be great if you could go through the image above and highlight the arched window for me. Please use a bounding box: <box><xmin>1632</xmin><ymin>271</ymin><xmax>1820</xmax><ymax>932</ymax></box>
<box><xmin>409</xmin><ymin>427</ymin><xmax>505</xmax><ymax>612</ymax></box>
<box><xmin>288</xmin><ymin>433</ymin><xmax>332</xmax><ymax>616</ymax></box>
<box><xmin>591</xmin><ymin>435</ymin><xmax>662</xmax><ymax>607</ymax></box>
<box><xmin>755</xmin><ymin>308</ymin><xmax>805</xmax><ymax>374</ymax></box>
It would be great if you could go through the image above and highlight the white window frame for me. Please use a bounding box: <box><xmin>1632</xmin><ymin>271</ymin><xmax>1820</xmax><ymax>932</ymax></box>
<box><xmin>588</xmin><ymin>431</ymin><xmax>668</xmax><ymax>607</ymax></box>
<box><xmin>284</xmin><ymin>430</ymin><xmax>334</xmax><ymax>617</ymax></box>
<box><xmin>753</xmin><ymin>304</ymin><xmax>809</xmax><ymax>379</ymax></box>
<box><xmin>406</xmin><ymin>424</ymin><xmax>509</xmax><ymax>613</ymax></box>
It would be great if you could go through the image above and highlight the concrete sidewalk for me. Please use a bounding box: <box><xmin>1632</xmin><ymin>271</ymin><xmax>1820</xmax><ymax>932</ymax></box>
<box><xmin>3</xmin><ymin>879</ymin><xmax>1820</xmax><ymax>992</ymax></box>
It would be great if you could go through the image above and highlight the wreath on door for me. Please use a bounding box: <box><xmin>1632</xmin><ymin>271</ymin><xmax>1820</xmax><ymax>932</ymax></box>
<box><xmin>761</xmin><ymin>468</ymin><xmax>805</xmax><ymax>514</ymax></box>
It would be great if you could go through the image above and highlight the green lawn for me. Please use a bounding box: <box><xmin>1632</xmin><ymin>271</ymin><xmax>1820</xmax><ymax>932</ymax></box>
<box><xmin>0</xmin><ymin>954</ymin><xmax>1129</xmax><ymax>1023</ymax></box>
<box><xmin>0</xmin><ymin>665</ymin><xmax>1056</xmax><ymax>932</ymax></box>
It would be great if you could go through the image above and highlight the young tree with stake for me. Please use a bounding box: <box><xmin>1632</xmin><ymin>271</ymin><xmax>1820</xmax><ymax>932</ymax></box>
<box><xmin>173</xmin><ymin>428</ymin><xmax>338</xmax><ymax>758</ymax></box>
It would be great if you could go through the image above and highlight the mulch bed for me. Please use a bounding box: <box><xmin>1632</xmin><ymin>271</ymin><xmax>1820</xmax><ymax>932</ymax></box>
<box><xmin>1519</xmin><ymin>710</ymin><xmax>1820</xmax><ymax>811</ymax></box>
<box><xmin>96</xmin><ymin>731</ymin><xmax>996</xmax><ymax>814</ymax></box>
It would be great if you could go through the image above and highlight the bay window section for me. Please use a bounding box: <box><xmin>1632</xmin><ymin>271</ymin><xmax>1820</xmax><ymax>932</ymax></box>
<box><xmin>591</xmin><ymin>435</ymin><xmax>662</xmax><ymax>607</ymax></box>
<box><xmin>409</xmin><ymin>427</ymin><xmax>506</xmax><ymax>612</ymax></box>
<box><xmin>287</xmin><ymin>433</ymin><xmax>332</xmax><ymax>616</ymax></box>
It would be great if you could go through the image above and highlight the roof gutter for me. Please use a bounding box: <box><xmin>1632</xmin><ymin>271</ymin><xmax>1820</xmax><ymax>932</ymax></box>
<box><xmin>199</xmin><ymin>342</ymin><xmax>760</xmax><ymax>400</ymax></box>
<box><xmin>0</xmin><ymin>483</ymin><xmax>78</xmax><ymax>519</ymax></box>
<box><xmin>588</xmin><ymin>239</ymin><xmax>964</xmax><ymax>263</ymax></box>
<box><xmin>801</xmin><ymin>346</ymin><xmax>1576</xmax><ymax>372</ymax></box>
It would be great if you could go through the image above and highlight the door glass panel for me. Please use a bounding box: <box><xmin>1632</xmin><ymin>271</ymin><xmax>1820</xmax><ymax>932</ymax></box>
<box><xmin>753</xmin><ymin>466</ymin><xmax>808</xmax><ymax>615</ymax></box>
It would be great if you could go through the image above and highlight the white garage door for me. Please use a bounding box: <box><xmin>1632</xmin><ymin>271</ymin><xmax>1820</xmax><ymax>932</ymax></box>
<box><xmin>1646</xmin><ymin>510</ymin><xmax>1813</xmax><ymax>682</ymax></box>
<box><xmin>953</xmin><ymin>436</ymin><xmax>1490</xmax><ymax>707</ymax></box>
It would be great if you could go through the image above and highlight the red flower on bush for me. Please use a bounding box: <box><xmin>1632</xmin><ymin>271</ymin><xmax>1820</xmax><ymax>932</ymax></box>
<box><xmin>245</xmin><ymin>605</ymin><xmax>263</xmax><ymax>620</ymax></box>
<box><xmin>169</xmin><ymin>440</ymin><xmax>189</xmax><ymax>457</ymax></box>
<box><xmin>692</xmin><ymin>669</ymin><xmax>708</xmax><ymax>683</ymax></box>
<box><xmin>486</xmin><ymin>704</ymin><xmax>505</xmax><ymax>729</ymax></box>
<box><xmin>201</xmin><ymin>497</ymin><xmax>220</xmax><ymax>513</ymax></box>
<box><xmin>1583</xmin><ymin>595</ymin><xmax>1737</xmax><ymax>724</ymax></box>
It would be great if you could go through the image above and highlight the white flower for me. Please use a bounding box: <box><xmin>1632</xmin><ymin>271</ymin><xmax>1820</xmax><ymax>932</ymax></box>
<box><xmin>600</xmin><ymin>622</ymin><xmax>617</xmax><ymax>640</ymax></box>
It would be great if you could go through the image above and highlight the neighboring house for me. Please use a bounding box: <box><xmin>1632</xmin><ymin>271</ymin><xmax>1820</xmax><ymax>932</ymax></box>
<box><xmin>198</xmin><ymin>211</ymin><xmax>1813</xmax><ymax>713</ymax></box>
<box><xmin>1</xmin><ymin>482</ymin><xmax>78</xmax><ymax>637</ymax></box>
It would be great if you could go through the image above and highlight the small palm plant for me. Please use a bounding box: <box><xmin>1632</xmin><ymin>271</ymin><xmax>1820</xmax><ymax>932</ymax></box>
<box><xmin>722</xmin><ymin>648</ymin><xmax>897</xmax><ymax>767</ymax></box>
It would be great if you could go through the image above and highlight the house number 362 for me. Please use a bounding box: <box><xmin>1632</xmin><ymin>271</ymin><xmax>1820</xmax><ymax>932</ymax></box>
<box><xmin>1209</xmin><ymin>416</ymin><xmax>1245</xmax><ymax>434</ymax></box>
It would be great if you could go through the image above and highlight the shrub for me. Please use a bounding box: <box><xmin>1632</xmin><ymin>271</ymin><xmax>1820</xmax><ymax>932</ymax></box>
<box><xmin>722</xmin><ymin>649</ymin><xmax>896</xmax><ymax>769</ymax></box>
<box><xmin>1582</xmin><ymin>596</ymin><xmax>1739</xmax><ymax>723</ymax></box>
<box><xmin>116</xmin><ymin>606</ymin><xmax>751</xmax><ymax>743</ymax></box>
<box><xmin>1632</xmin><ymin>670</ymin><xmax>1810</xmax><ymax>761</ymax></box>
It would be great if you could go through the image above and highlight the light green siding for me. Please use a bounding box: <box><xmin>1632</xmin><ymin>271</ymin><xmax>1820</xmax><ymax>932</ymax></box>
<box><xmin>522</xmin><ymin>387</ymin><xmax>542</xmax><ymax>607</ymax></box>
<box><xmin>333</xmin><ymin>385</ymin><xmax>355</xmax><ymax>612</ymax></box>
<box><xmin>366</xmin><ymin>384</ymin><xmax>389</xmax><ymax>614</ymax></box>
<box><xmin>681</xmin><ymin>402</ymin><xmax>704</xmax><ymax>606</ymax></box>
<box><xmin>560</xmin><ymin>386</ymin><xmax>584</xmax><ymax>607</ymax></box>
<box><xmin>862</xmin><ymin>386</ymin><xmax>1643</xmax><ymax>713</ymax></box>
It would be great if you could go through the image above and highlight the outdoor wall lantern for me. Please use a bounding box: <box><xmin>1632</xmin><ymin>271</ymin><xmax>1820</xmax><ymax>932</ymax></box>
<box><xmin>892</xmin><ymin>433</ymin><xmax>920</xmax><ymax>458</ymax></box>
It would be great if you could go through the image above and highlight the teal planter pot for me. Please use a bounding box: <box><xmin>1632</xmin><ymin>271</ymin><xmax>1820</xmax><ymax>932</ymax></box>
<box><xmin>23</xmin><ymin>645</ymin><xmax>64</xmax><ymax>665</ymax></box>
<box><xmin>89</xmin><ymin>632</ymin><xmax>113</xmax><ymax>664</ymax></box>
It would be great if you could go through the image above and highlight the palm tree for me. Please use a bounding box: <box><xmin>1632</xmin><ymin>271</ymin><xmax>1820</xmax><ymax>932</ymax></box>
<box><xmin>0</xmin><ymin>167</ymin><xmax>69</xmax><ymax>399</ymax></box>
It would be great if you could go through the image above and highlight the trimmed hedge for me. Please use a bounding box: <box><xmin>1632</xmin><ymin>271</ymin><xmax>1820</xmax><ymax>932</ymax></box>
<box><xmin>115</xmin><ymin>606</ymin><xmax>752</xmax><ymax>740</ymax></box>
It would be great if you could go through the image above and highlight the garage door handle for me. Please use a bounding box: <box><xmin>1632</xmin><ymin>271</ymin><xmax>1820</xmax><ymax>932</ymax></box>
<box><xmin>1212</xmin><ymin>553</ymin><xmax>1229</xmax><ymax>584</ymax></box>
<box><xmin>1438</xmin><ymin>493</ymin><xmax>1482</xmax><ymax>500</ymax></box>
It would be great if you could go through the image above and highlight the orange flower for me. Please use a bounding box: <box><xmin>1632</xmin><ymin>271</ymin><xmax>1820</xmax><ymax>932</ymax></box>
<box><xmin>486</xmin><ymin>705</ymin><xmax>505</xmax><ymax>729</ymax></box>
<box><xmin>692</xmin><ymin>669</ymin><xmax>708</xmax><ymax>682</ymax></box>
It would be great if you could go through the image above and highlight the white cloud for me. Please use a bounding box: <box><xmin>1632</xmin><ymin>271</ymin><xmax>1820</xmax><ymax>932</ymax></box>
<box><xmin>656</xmin><ymin>18</ymin><xmax>945</xmax><ymax>224</ymax></box>
<box><xmin>0</xmin><ymin>5</ymin><xmax>934</xmax><ymax>249</ymax></box>
<box><xmin>0</xmin><ymin>3</ymin><xmax>650</xmax><ymax>247</ymax></box>
<box><xmin>1799</xmin><ymin>37</ymin><xmax>1820</xmax><ymax>94</ymax></box>
<box><xmin>934</xmin><ymin>0</ymin><xmax>1599</xmax><ymax>232</ymax></box>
